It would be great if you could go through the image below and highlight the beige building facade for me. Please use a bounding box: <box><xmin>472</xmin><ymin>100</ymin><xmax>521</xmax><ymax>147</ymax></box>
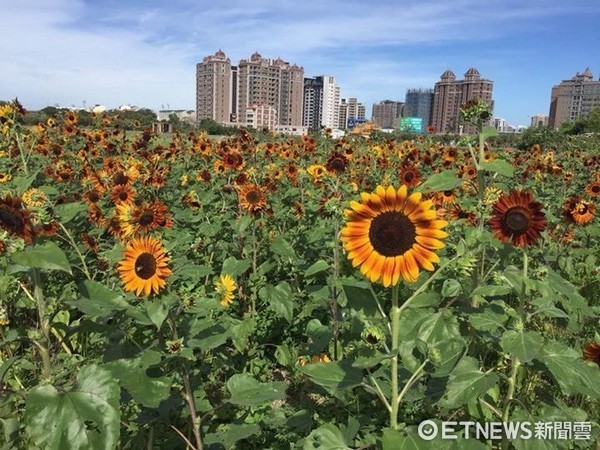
<box><xmin>196</xmin><ymin>50</ymin><xmax>232</xmax><ymax>124</ymax></box>
<box><xmin>431</xmin><ymin>68</ymin><xmax>493</xmax><ymax>134</ymax></box>
<box><xmin>549</xmin><ymin>68</ymin><xmax>600</xmax><ymax>129</ymax></box>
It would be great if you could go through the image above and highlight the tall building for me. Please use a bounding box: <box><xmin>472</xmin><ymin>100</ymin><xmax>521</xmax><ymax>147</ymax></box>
<box><xmin>196</xmin><ymin>50</ymin><xmax>233</xmax><ymax>124</ymax></box>
<box><xmin>431</xmin><ymin>68</ymin><xmax>493</xmax><ymax>134</ymax></box>
<box><xmin>405</xmin><ymin>89</ymin><xmax>434</xmax><ymax>129</ymax></box>
<box><xmin>303</xmin><ymin>76</ymin><xmax>340</xmax><ymax>130</ymax></box>
<box><xmin>196</xmin><ymin>50</ymin><xmax>304</xmax><ymax>127</ymax></box>
<box><xmin>530</xmin><ymin>114</ymin><xmax>549</xmax><ymax>128</ymax></box>
<box><xmin>338</xmin><ymin>98</ymin><xmax>366</xmax><ymax>129</ymax></box>
<box><xmin>372</xmin><ymin>100</ymin><xmax>404</xmax><ymax>129</ymax></box>
<box><xmin>236</xmin><ymin>52</ymin><xmax>304</xmax><ymax>127</ymax></box>
<box><xmin>549</xmin><ymin>68</ymin><xmax>600</xmax><ymax>129</ymax></box>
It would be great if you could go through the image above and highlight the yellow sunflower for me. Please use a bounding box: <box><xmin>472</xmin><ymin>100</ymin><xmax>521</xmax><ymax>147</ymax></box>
<box><xmin>117</xmin><ymin>236</ymin><xmax>172</xmax><ymax>297</ymax></box>
<box><xmin>215</xmin><ymin>274</ymin><xmax>236</xmax><ymax>307</ymax></box>
<box><xmin>341</xmin><ymin>185</ymin><xmax>448</xmax><ymax>287</ymax></box>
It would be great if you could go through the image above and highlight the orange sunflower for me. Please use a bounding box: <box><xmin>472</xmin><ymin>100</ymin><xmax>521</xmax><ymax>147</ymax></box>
<box><xmin>489</xmin><ymin>190</ymin><xmax>546</xmax><ymax>247</ymax></box>
<box><xmin>117</xmin><ymin>236</ymin><xmax>172</xmax><ymax>297</ymax></box>
<box><xmin>399</xmin><ymin>165</ymin><xmax>421</xmax><ymax>187</ymax></box>
<box><xmin>340</xmin><ymin>185</ymin><xmax>448</xmax><ymax>286</ymax></box>
<box><xmin>585</xmin><ymin>180</ymin><xmax>600</xmax><ymax>198</ymax></box>
<box><xmin>238</xmin><ymin>184</ymin><xmax>267</xmax><ymax>213</ymax></box>
<box><xmin>562</xmin><ymin>196</ymin><xmax>596</xmax><ymax>225</ymax></box>
<box><xmin>118</xmin><ymin>200</ymin><xmax>173</xmax><ymax>238</ymax></box>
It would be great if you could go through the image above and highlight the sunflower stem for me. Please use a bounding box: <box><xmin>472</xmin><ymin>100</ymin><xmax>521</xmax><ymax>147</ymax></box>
<box><xmin>58</xmin><ymin>222</ymin><xmax>92</xmax><ymax>279</ymax></box>
<box><xmin>501</xmin><ymin>249</ymin><xmax>528</xmax><ymax>449</ymax></box>
<box><xmin>31</xmin><ymin>268</ymin><xmax>52</xmax><ymax>381</ymax></box>
<box><xmin>389</xmin><ymin>283</ymin><xmax>401</xmax><ymax>430</ymax></box>
<box><xmin>331</xmin><ymin>216</ymin><xmax>341</xmax><ymax>360</ymax></box>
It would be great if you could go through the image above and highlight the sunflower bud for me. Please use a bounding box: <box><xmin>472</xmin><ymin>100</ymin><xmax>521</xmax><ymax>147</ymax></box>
<box><xmin>361</xmin><ymin>326</ymin><xmax>385</xmax><ymax>348</ymax></box>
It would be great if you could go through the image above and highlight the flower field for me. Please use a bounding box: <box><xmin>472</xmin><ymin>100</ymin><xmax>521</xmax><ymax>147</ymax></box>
<box><xmin>0</xmin><ymin>101</ymin><xmax>599</xmax><ymax>449</ymax></box>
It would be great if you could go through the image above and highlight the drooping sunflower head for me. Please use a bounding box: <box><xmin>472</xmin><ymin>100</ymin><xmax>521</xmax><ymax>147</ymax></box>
<box><xmin>215</xmin><ymin>274</ymin><xmax>236</xmax><ymax>307</ymax></box>
<box><xmin>341</xmin><ymin>185</ymin><xmax>448</xmax><ymax>287</ymax></box>
<box><xmin>583</xmin><ymin>342</ymin><xmax>600</xmax><ymax>366</ymax></box>
<box><xmin>0</xmin><ymin>195</ymin><xmax>36</xmax><ymax>244</ymax></box>
<box><xmin>489</xmin><ymin>190</ymin><xmax>546</xmax><ymax>247</ymax></box>
<box><xmin>238</xmin><ymin>184</ymin><xmax>267</xmax><ymax>213</ymax></box>
<box><xmin>117</xmin><ymin>236</ymin><xmax>172</xmax><ymax>297</ymax></box>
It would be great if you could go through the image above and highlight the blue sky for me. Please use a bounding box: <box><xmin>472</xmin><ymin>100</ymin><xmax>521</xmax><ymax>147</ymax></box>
<box><xmin>2</xmin><ymin>0</ymin><xmax>599</xmax><ymax>127</ymax></box>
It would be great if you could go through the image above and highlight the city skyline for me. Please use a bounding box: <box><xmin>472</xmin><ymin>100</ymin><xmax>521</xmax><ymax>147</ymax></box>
<box><xmin>2</xmin><ymin>0</ymin><xmax>600</xmax><ymax>127</ymax></box>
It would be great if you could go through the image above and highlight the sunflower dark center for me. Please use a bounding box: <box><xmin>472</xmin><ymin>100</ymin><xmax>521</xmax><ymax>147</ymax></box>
<box><xmin>139</xmin><ymin>212</ymin><xmax>154</xmax><ymax>225</ymax></box>
<box><xmin>369</xmin><ymin>211</ymin><xmax>416</xmax><ymax>257</ymax></box>
<box><xmin>118</xmin><ymin>191</ymin><xmax>129</xmax><ymax>200</ymax></box>
<box><xmin>330</xmin><ymin>158</ymin><xmax>346</xmax><ymax>171</ymax></box>
<box><xmin>504</xmin><ymin>207</ymin><xmax>530</xmax><ymax>234</ymax></box>
<box><xmin>443</xmin><ymin>190</ymin><xmax>453</xmax><ymax>197</ymax></box>
<box><xmin>404</xmin><ymin>171</ymin><xmax>414</xmax><ymax>181</ymax></box>
<box><xmin>246</xmin><ymin>190</ymin><xmax>261</xmax><ymax>204</ymax></box>
<box><xmin>135</xmin><ymin>252</ymin><xmax>157</xmax><ymax>279</ymax></box>
<box><xmin>113</xmin><ymin>172</ymin><xmax>128</xmax><ymax>185</ymax></box>
<box><xmin>0</xmin><ymin>207</ymin><xmax>22</xmax><ymax>230</ymax></box>
<box><xmin>592</xmin><ymin>185</ymin><xmax>600</xmax><ymax>193</ymax></box>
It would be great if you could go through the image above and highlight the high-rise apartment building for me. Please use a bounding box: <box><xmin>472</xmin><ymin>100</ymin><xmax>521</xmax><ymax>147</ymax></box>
<box><xmin>371</xmin><ymin>100</ymin><xmax>404</xmax><ymax>129</ymax></box>
<box><xmin>303</xmin><ymin>76</ymin><xmax>340</xmax><ymax>130</ymax></box>
<box><xmin>236</xmin><ymin>52</ymin><xmax>304</xmax><ymax>126</ymax></box>
<box><xmin>339</xmin><ymin>98</ymin><xmax>366</xmax><ymax>128</ymax></box>
<box><xmin>196</xmin><ymin>51</ymin><xmax>304</xmax><ymax>127</ymax></box>
<box><xmin>431</xmin><ymin>68</ymin><xmax>493</xmax><ymax>134</ymax></box>
<box><xmin>196</xmin><ymin>50</ymin><xmax>233</xmax><ymax>123</ymax></box>
<box><xmin>549</xmin><ymin>68</ymin><xmax>600</xmax><ymax>129</ymax></box>
<box><xmin>405</xmin><ymin>89</ymin><xmax>434</xmax><ymax>129</ymax></box>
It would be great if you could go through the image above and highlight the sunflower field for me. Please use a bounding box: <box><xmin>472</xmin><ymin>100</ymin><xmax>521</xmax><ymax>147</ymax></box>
<box><xmin>0</xmin><ymin>100</ymin><xmax>599</xmax><ymax>449</ymax></box>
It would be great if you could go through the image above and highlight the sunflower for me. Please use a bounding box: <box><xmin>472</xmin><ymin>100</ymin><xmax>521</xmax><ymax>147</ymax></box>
<box><xmin>341</xmin><ymin>185</ymin><xmax>448</xmax><ymax>286</ymax></box>
<box><xmin>585</xmin><ymin>180</ymin><xmax>600</xmax><ymax>198</ymax></box>
<box><xmin>562</xmin><ymin>196</ymin><xmax>596</xmax><ymax>225</ymax></box>
<box><xmin>434</xmin><ymin>190</ymin><xmax>457</xmax><ymax>205</ymax></box>
<box><xmin>22</xmin><ymin>188</ymin><xmax>48</xmax><ymax>209</ymax></box>
<box><xmin>0</xmin><ymin>195</ymin><xmax>36</xmax><ymax>244</ymax></box>
<box><xmin>462</xmin><ymin>165</ymin><xmax>478</xmax><ymax>179</ymax></box>
<box><xmin>119</xmin><ymin>200</ymin><xmax>173</xmax><ymax>238</ymax></box>
<box><xmin>0</xmin><ymin>173</ymin><xmax>11</xmax><ymax>184</ymax></box>
<box><xmin>325</xmin><ymin>152</ymin><xmax>349</xmax><ymax>174</ymax></box>
<box><xmin>583</xmin><ymin>342</ymin><xmax>600</xmax><ymax>366</ymax></box>
<box><xmin>215</xmin><ymin>274</ymin><xmax>236</xmax><ymax>307</ymax></box>
<box><xmin>489</xmin><ymin>190</ymin><xmax>546</xmax><ymax>247</ymax></box>
<box><xmin>238</xmin><ymin>184</ymin><xmax>267</xmax><ymax>213</ymax></box>
<box><xmin>110</xmin><ymin>184</ymin><xmax>136</xmax><ymax>206</ymax></box>
<box><xmin>307</xmin><ymin>164</ymin><xmax>326</xmax><ymax>180</ymax></box>
<box><xmin>117</xmin><ymin>236</ymin><xmax>172</xmax><ymax>297</ymax></box>
<box><xmin>399</xmin><ymin>165</ymin><xmax>421</xmax><ymax>187</ymax></box>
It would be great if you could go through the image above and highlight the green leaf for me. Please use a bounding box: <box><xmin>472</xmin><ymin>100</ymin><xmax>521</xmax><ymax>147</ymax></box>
<box><xmin>226</xmin><ymin>374</ymin><xmax>287</xmax><ymax>407</ymax></box>
<box><xmin>382</xmin><ymin>428</ymin><xmax>423</xmax><ymax>450</ymax></box>
<box><xmin>468</xmin><ymin>303</ymin><xmax>509</xmax><ymax>332</ymax></box>
<box><xmin>25</xmin><ymin>364</ymin><xmax>120</xmax><ymax>450</ymax></box>
<box><xmin>259</xmin><ymin>282</ymin><xmax>294</xmax><ymax>324</ymax></box>
<box><xmin>229</xmin><ymin>317</ymin><xmax>255</xmax><ymax>352</ymax></box>
<box><xmin>222</xmin><ymin>257</ymin><xmax>251</xmax><ymax>276</ymax></box>
<box><xmin>204</xmin><ymin>423</ymin><xmax>261</xmax><ymax>448</ymax></box>
<box><xmin>500</xmin><ymin>330</ymin><xmax>544</xmax><ymax>363</ymax></box>
<box><xmin>541</xmin><ymin>342</ymin><xmax>600</xmax><ymax>397</ymax></box>
<box><xmin>471</xmin><ymin>284</ymin><xmax>512</xmax><ymax>297</ymax></box>
<box><xmin>440</xmin><ymin>356</ymin><xmax>499</xmax><ymax>408</ymax></box>
<box><xmin>12</xmin><ymin>171</ymin><xmax>39</xmax><ymax>195</ymax></box>
<box><xmin>481</xmin><ymin>125</ymin><xmax>499</xmax><ymax>139</ymax></box>
<box><xmin>410</xmin><ymin>292</ymin><xmax>442</xmax><ymax>308</ymax></box>
<box><xmin>342</xmin><ymin>279</ymin><xmax>379</xmax><ymax>318</ymax></box>
<box><xmin>145</xmin><ymin>298</ymin><xmax>168</xmax><ymax>330</ymax></box>
<box><xmin>270</xmin><ymin>235</ymin><xmax>297</xmax><ymax>260</ymax></box>
<box><xmin>54</xmin><ymin>202</ymin><xmax>87</xmax><ymax>223</ymax></box>
<box><xmin>300</xmin><ymin>360</ymin><xmax>363</xmax><ymax>390</ymax></box>
<box><xmin>441</xmin><ymin>278</ymin><xmax>462</xmax><ymax>298</ymax></box>
<box><xmin>188</xmin><ymin>322</ymin><xmax>230</xmax><ymax>351</ymax></box>
<box><xmin>12</xmin><ymin>242</ymin><xmax>72</xmax><ymax>274</ymax></box>
<box><xmin>305</xmin><ymin>260</ymin><xmax>329</xmax><ymax>277</ymax></box>
<box><xmin>417</xmin><ymin>310</ymin><xmax>461</xmax><ymax>346</ymax></box>
<box><xmin>481</xmin><ymin>159</ymin><xmax>514</xmax><ymax>177</ymax></box>
<box><xmin>104</xmin><ymin>351</ymin><xmax>171</xmax><ymax>408</ymax></box>
<box><xmin>305</xmin><ymin>318</ymin><xmax>332</xmax><ymax>354</ymax></box>
<box><xmin>417</xmin><ymin>170</ymin><xmax>461</xmax><ymax>193</ymax></box>
<box><xmin>304</xmin><ymin>424</ymin><xmax>351</xmax><ymax>450</ymax></box>
<box><xmin>69</xmin><ymin>280</ymin><xmax>129</xmax><ymax>317</ymax></box>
